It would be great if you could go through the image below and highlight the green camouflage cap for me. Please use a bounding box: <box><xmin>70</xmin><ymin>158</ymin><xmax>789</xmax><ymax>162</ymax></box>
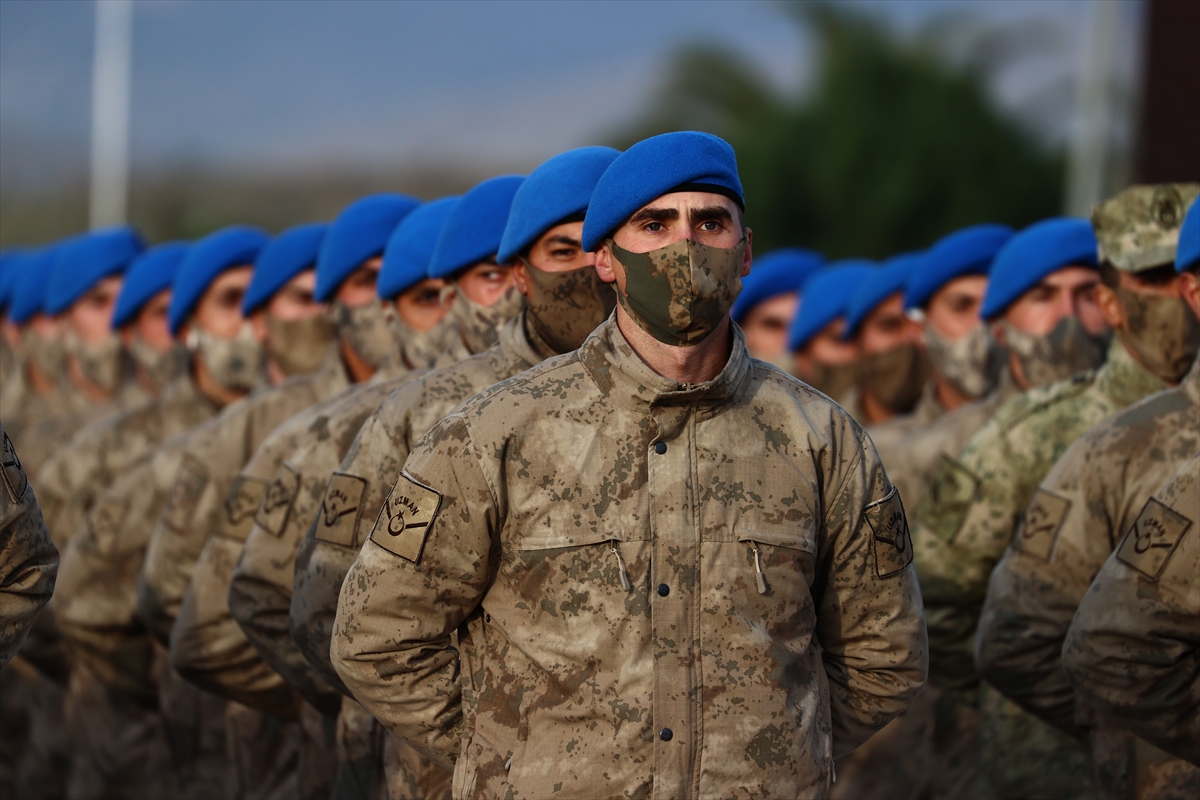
<box><xmin>1092</xmin><ymin>183</ymin><xmax>1200</xmax><ymax>272</ymax></box>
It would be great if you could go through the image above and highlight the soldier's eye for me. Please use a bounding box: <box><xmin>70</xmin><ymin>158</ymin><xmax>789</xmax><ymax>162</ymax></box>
<box><xmin>645</xmin><ymin>222</ymin><xmax>663</xmax><ymax>232</ymax></box>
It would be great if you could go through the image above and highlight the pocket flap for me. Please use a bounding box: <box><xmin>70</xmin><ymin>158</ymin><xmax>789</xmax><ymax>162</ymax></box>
<box><xmin>516</xmin><ymin>528</ymin><xmax>623</xmax><ymax>551</ymax></box>
<box><xmin>736</xmin><ymin>527</ymin><xmax>815</xmax><ymax>553</ymax></box>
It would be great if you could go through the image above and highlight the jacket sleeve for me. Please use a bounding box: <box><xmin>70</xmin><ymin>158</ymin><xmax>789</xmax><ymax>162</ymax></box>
<box><xmin>332</xmin><ymin>414</ymin><xmax>497</xmax><ymax>770</ymax></box>
<box><xmin>819</xmin><ymin>425</ymin><xmax>928</xmax><ymax>757</ymax></box>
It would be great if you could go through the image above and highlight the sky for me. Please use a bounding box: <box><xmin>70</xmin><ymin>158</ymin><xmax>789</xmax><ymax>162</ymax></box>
<box><xmin>0</xmin><ymin>0</ymin><xmax>1142</xmax><ymax>192</ymax></box>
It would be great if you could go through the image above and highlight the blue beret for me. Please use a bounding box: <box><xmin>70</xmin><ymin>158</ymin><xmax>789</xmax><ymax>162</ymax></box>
<box><xmin>1177</xmin><ymin>198</ymin><xmax>1199</xmax><ymax>272</ymax></box>
<box><xmin>980</xmin><ymin>217</ymin><xmax>1098</xmax><ymax>320</ymax></box>
<box><xmin>111</xmin><ymin>242</ymin><xmax>190</xmax><ymax>329</ymax></box>
<box><xmin>0</xmin><ymin>250</ymin><xmax>27</xmax><ymax>313</ymax></box>
<box><xmin>378</xmin><ymin>197</ymin><xmax>460</xmax><ymax>300</ymax></box>
<box><xmin>9</xmin><ymin>248</ymin><xmax>61</xmax><ymax>324</ymax></box>
<box><xmin>44</xmin><ymin>226</ymin><xmax>144</xmax><ymax>316</ymax></box>
<box><xmin>314</xmin><ymin>193</ymin><xmax>421</xmax><ymax>302</ymax></box>
<box><xmin>787</xmin><ymin>261</ymin><xmax>876</xmax><ymax>352</ymax></box>
<box><xmin>731</xmin><ymin>248</ymin><xmax>824</xmax><ymax>323</ymax></box>
<box><xmin>168</xmin><ymin>226</ymin><xmax>269</xmax><ymax>335</ymax></box>
<box><xmin>242</xmin><ymin>223</ymin><xmax>327</xmax><ymax>315</ymax></box>
<box><xmin>905</xmin><ymin>223</ymin><xmax>1014</xmax><ymax>310</ymax></box>
<box><xmin>497</xmin><ymin>147</ymin><xmax>621</xmax><ymax>264</ymax></box>
<box><xmin>429</xmin><ymin>176</ymin><xmax>525</xmax><ymax>280</ymax></box>
<box><xmin>845</xmin><ymin>252</ymin><xmax>925</xmax><ymax>338</ymax></box>
<box><xmin>581</xmin><ymin>131</ymin><xmax>744</xmax><ymax>253</ymax></box>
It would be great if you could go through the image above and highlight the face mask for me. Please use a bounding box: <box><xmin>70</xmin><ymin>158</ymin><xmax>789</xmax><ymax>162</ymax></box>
<box><xmin>804</xmin><ymin>361</ymin><xmax>859</xmax><ymax>401</ymax></box>
<box><xmin>607</xmin><ymin>237</ymin><xmax>745</xmax><ymax>347</ymax></box>
<box><xmin>23</xmin><ymin>330</ymin><xmax>66</xmax><ymax>378</ymax></box>
<box><xmin>331</xmin><ymin>300</ymin><xmax>394</xmax><ymax>371</ymax></box>
<box><xmin>265</xmin><ymin>313</ymin><xmax>336</xmax><ymax>377</ymax></box>
<box><xmin>856</xmin><ymin>341</ymin><xmax>930</xmax><ymax>413</ymax></box>
<box><xmin>924</xmin><ymin>322</ymin><xmax>1003</xmax><ymax>400</ymax></box>
<box><xmin>520</xmin><ymin>259</ymin><xmax>617</xmax><ymax>356</ymax></box>
<box><xmin>384</xmin><ymin>310</ymin><xmax>458</xmax><ymax>370</ymax></box>
<box><xmin>128</xmin><ymin>336</ymin><xmax>189</xmax><ymax>391</ymax></box>
<box><xmin>65</xmin><ymin>330</ymin><xmax>125</xmax><ymax>393</ymax></box>
<box><xmin>187</xmin><ymin>323</ymin><xmax>263</xmax><ymax>391</ymax></box>
<box><xmin>1114</xmin><ymin>289</ymin><xmax>1200</xmax><ymax>384</ymax></box>
<box><xmin>1003</xmin><ymin>316</ymin><xmax>1109</xmax><ymax>389</ymax></box>
<box><xmin>446</xmin><ymin>283</ymin><xmax>525</xmax><ymax>355</ymax></box>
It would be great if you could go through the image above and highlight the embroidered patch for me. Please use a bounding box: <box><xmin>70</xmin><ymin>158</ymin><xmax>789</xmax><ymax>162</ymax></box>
<box><xmin>163</xmin><ymin>455</ymin><xmax>209</xmax><ymax>533</ymax></box>
<box><xmin>215</xmin><ymin>475</ymin><xmax>268</xmax><ymax>542</ymax></box>
<box><xmin>255</xmin><ymin>463</ymin><xmax>301</xmax><ymax>538</ymax></box>
<box><xmin>88</xmin><ymin>495</ymin><xmax>129</xmax><ymax>555</ymax></box>
<box><xmin>1013</xmin><ymin>489</ymin><xmax>1072</xmax><ymax>561</ymax></box>
<box><xmin>865</xmin><ymin>487</ymin><xmax>912</xmax><ymax>578</ymax></box>
<box><xmin>1</xmin><ymin>430</ymin><xmax>28</xmax><ymax>503</ymax></box>
<box><xmin>1116</xmin><ymin>497</ymin><xmax>1192</xmax><ymax>580</ymax></box>
<box><xmin>369</xmin><ymin>471</ymin><xmax>443</xmax><ymax>563</ymax></box>
<box><xmin>315</xmin><ymin>472</ymin><xmax>369</xmax><ymax>548</ymax></box>
<box><xmin>921</xmin><ymin>456</ymin><xmax>981</xmax><ymax>543</ymax></box>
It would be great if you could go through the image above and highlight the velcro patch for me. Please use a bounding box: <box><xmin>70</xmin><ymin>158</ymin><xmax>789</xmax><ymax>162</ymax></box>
<box><xmin>315</xmin><ymin>472</ymin><xmax>368</xmax><ymax>548</ymax></box>
<box><xmin>255</xmin><ymin>463</ymin><xmax>300</xmax><ymax>538</ymax></box>
<box><xmin>1</xmin><ymin>431</ymin><xmax>28</xmax><ymax>503</ymax></box>
<box><xmin>163</xmin><ymin>455</ymin><xmax>209</xmax><ymax>533</ymax></box>
<box><xmin>1013</xmin><ymin>488</ymin><xmax>1071</xmax><ymax>561</ymax></box>
<box><xmin>88</xmin><ymin>495</ymin><xmax>129</xmax><ymax>555</ymax></box>
<box><xmin>866</xmin><ymin>487</ymin><xmax>912</xmax><ymax>578</ymax></box>
<box><xmin>1116</xmin><ymin>497</ymin><xmax>1192</xmax><ymax>580</ymax></box>
<box><xmin>369</xmin><ymin>471</ymin><xmax>442</xmax><ymax>563</ymax></box>
<box><xmin>921</xmin><ymin>455</ymin><xmax>981</xmax><ymax>543</ymax></box>
<box><xmin>215</xmin><ymin>476</ymin><xmax>268</xmax><ymax>541</ymax></box>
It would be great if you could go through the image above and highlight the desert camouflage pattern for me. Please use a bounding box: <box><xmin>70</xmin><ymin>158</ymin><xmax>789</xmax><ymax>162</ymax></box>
<box><xmin>977</xmin><ymin>354</ymin><xmax>1200</xmax><ymax>797</ymax></box>
<box><xmin>865</xmin><ymin>382</ymin><xmax>943</xmax><ymax>480</ymax></box>
<box><xmin>331</xmin><ymin>318</ymin><xmax>927</xmax><ymax>799</ymax></box>
<box><xmin>519</xmin><ymin>260</ymin><xmax>617</xmax><ymax>356</ymax></box>
<box><xmin>1091</xmin><ymin>184</ymin><xmax>1199</xmax><ymax>272</ymax></box>
<box><xmin>1064</xmin><ymin>452</ymin><xmax>1200</xmax><ymax>771</ymax></box>
<box><xmin>912</xmin><ymin>338</ymin><xmax>1167</xmax><ymax>798</ymax></box>
<box><xmin>448</xmin><ymin>284</ymin><xmax>525</xmax><ymax>355</ymax></box>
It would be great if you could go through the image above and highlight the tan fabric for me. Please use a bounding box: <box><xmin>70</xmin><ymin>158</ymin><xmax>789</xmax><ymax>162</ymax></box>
<box><xmin>332</xmin><ymin>318</ymin><xmax>927</xmax><ymax>799</ymax></box>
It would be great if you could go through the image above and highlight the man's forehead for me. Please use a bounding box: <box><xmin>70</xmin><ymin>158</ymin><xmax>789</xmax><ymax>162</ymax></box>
<box><xmin>1041</xmin><ymin>266</ymin><xmax>1100</xmax><ymax>288</ymax></box>
<box><xmin>631</xmin><ymin>191</ymin><xmax>739</xmax><ymax>217</ymax></box>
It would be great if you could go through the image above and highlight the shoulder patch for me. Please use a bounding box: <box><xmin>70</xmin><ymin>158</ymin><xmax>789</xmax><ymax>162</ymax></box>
<box><xmin>255</xmin><ymin>463</ymin><xmax>301</xmax><ymax>538</ymax></box>
<box><xmin>163</xmin><ymin>455</ymin><xmax>209</xmax><ymax>533</ymax></box>
<box><xmin>1116</xmin><ymin>497</ymin><xmax>1192</xmax><ymax>580</ymax></box>
<box><xmin>215</xmin><ymin>475</ymin><xmax>269</xmax><ymax>541</ymax></box>
<box><xmin>921</xmin><ymin>455</ymin><xmax>981</xmax><ymax>543</ymax></box>
<box><xmin>369</xmin><ymin>471</ymin><xmax>442</xmax><ymax>563</ymax></box>
<box><xmin>1013</xmin><ymin>488</ymin><xmax>1071</xmax><ymax>561</ymax></box>
<box><xmin>1</xmin><ymin>430</ymin><xmax>28</xmax><ymax>503</ymax></box>
<box><xmin>866</xmin><ymin>487</ymin><xmax>912</xmax><ymax>578</ymax></box>
<box><xmin>315</xmin><ymin>472</ymin><xmax>368</xmax><ymax>548</ymax></box>
<box><xmin>88</xmin><ymin>495</ymin><xmax>129</xmax><ymax>555</ymax></box>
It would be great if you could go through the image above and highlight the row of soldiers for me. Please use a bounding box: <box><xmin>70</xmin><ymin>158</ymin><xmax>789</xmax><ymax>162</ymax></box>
<box><xmin>0</xmin><ymin>131</ymin><xmax>1196</xmax><ymax>799</ymax></box>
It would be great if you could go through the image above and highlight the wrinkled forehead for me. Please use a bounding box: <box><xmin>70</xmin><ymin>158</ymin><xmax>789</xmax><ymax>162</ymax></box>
<box><xmin>628</xmin><ymin>191</ymin><xmax>741</xmax><ymax>221</ymax></box>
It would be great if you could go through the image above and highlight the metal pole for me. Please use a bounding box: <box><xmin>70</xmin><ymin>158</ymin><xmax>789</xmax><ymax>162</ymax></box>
<box><xmin>89</xmin><ymin>0</ymin><xmax>133</xmax><ymax>229</ymax></box>
<box><xmin>1066</xmin><ymin>0</ymin><xmax>1121</xmax><ymax>217</ymax></box>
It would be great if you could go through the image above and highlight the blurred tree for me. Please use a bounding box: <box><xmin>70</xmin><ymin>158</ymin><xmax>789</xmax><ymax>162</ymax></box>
<box><xmin>612</xmin><ymin>3</ymin><xmax>1064</xmax><ymax>259</ymax></box>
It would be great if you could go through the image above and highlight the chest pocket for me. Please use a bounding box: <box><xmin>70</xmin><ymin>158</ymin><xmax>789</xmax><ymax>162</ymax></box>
<box><xmin>510</xmin><ymin>528</ymin><xmax>637</xmax><ymax>600</ymax></box>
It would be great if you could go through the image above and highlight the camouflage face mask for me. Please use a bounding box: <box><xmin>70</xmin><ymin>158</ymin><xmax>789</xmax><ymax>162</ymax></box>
<box><xmin>804</xmin><ymin>361</ymin><xmax>858</xmax><ymax>402</ymax></box>
<box><xmin>924</xmin><ymin>322</ymin><xmax>1002</xmax><ymax>400</ymax></box>
<box><xmin>65</xmin><ymin>329</ymin><xmax>124</xmax><ymax>393</ymax></box>
<box><xmin>331</xmin><ymin>299</ymin><xmax>394</xmax><ymax>370</ymax></box>
<box><xmin>22</xmin><ymin>329</ymin><xmax>66</xmax><ymax>378</ymax></box>
<box><xmin>384</xmin><ymin>308</ymin><xmax>459</xmax><ymax>370</ymax></box>
<box><xmin>446</xmin><ymin>283</ymin><xmax>525</xmax><ymax>355</ymax></box>
<box><xmin>607</xmin><ymin>237</ymin><xmax>745</xmax><ymax>347</ymax></box>
<box><xmin>855</xmin><ymin>341</ymin><xmax>929</xmax><ymax>413</ymax></box>
<box><xmin>266</xmin><ymin>313</ymin><xmax>336</xmax><ymax>377</ymax></box>
<box><xmin>128</xmin><ymin>336</ymin><xmax>188</xmax><ymax>391</ymax></box>
<box><xmin>1115</xmin><ymin>288</ymin><xmax>1200</xmax><ymax>385</ymax></box>
<box><xmin>1003</xmin><ymin>316</ymin><xmax>1109</xmax><ymax>388</ymax></box>
<box><xmin>187</xmin><ymin>323</ymin><xmax>263</xmax><ymax>391</ymax></box>
<box><xmin>519</xmin><ymin>259</ymin><xmax>617</xmax><ymax>357</ymax></box>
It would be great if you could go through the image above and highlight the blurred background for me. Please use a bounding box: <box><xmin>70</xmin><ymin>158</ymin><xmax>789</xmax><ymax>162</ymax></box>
<box><xmin>2</xmin><ymin>0</ymin><xmax>1197</xmax><ymax>257</ymax></box>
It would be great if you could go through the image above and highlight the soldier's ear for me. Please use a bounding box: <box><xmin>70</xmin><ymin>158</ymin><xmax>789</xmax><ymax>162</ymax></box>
<box><xmin>1093</xmin><ymin>283</ymin><xmax>1127</xmax><ymax>331</ymax></box>
<box><xmin>594</xmin><ymin>244</ymin><xmax>618</xmax><ymax>285</ymax></box>
<box><xmin>1180</xmin><ymin>270</ymin><xmax>1200</xmax><ymax>319</ymax></box>
<box><xmin>248</xmin><ymin>310</ymin><xmax>269</xmax><ymax>344</ymax></box>
<box><xmin>740</xmin><ymin>228</ymin><xmax>753</xmax><ymax>278</ymax></box>
<box><xmin>511</xmin><ymin>259</ymin><xmax>531</xmax><ymax>297</ymax></box>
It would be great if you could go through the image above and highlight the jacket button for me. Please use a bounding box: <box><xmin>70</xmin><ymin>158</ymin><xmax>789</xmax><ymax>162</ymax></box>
<box><xmin>660</xmin><ymin>728</ymin><xmax>673</xmax><ymax>741</ymax></box>
<box><xmin>654</xmin><ymin>441</ymin><xmax>667</xmax><ymax>455</ymax></box>
<box><xmin>657</xmin><ymin>583</ymin><xmax>670</xmax><ymax>597</ymax></box>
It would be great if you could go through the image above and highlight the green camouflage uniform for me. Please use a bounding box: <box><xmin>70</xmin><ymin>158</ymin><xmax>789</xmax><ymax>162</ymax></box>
<box><xmin>331</xmin><ymin>318</ymin><xmax>927</xmax><ymax>799</ymax></box>
<box><xmin>1064</xmin><ymin>453</ymin><xmax>1200</xmax><ymax>781</ymax></box>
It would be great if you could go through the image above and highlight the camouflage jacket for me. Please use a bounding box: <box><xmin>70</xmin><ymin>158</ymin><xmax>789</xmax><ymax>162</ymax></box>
<box><xmin>136</xmin><ymin>344</ymin><xmax>350</xmax><ymax>646</ymax></box>
<box><xmin>1063</xmin><ymin>452</ymin><xmax>1200</xmax><ymax>768</ymax></box>
<box><xmin>866</xmin><ymin>382</ymin><xmax>943</xmax><ymax>471</ymax></box>
<box><xmin>291</xmin><ymin>312</ymin><xmax>545</xmax><ymax>695</ymax></box>
<box><xmin>34</xmin><ymin>374</ymin><xmax>219</xmax><ymax>548</ymax></box>
<box><xmin>0</xmin><ymin>425</ymin><xmax>59</xmax><ymax>666</ymax></box>
<box><xmin>331</xmin><ymin>318</ymin><xmax>927</xmax><ymax>799</ymax></box>
<box><xmin>912</xmin><ymin>339</ymin><xmax>1166</xmax><ymax>701</ymax></box>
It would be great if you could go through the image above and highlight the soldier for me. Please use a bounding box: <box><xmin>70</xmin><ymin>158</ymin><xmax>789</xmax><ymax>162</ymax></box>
<box><xmin>1063</xmin><ymin>452</ymin><xmax>1200</xmax><ymax>773</ymax></box>
<box><xmin>330</xmin><ymin>131</ymin><xmax>927</xmax><ymax>798</ymax></box>
<box><xmin>978</xmin><ymin>196</ymin><xmax>1200</xmax><ymax>797</ymax></box>
<box><xmin>787</xmin><ymin>260</ymin><xmax>874</xmax><ymax>402</ymax></box>
<box><xmin>913</xmin><ymin>183</ymin><xmax>1198</xmax><ymax>800</ymax></box>
<box><xmin>730</xmin><ymin>247</ymin><xmax>822</xmax><ymax>367</ymax></box>
<box><xmin>0</xmin><ymin>250</ymin><xmax>26</xmax><ymax>391</ymax></box>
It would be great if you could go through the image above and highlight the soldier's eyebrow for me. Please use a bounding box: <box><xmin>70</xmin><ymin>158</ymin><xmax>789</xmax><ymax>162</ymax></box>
<box><xmin>688</xmin><ymin>206</ymin><xmax>733</xmax><ymax>225</ymax></box>
<box><xmin>543</xmin><ymin>234</ymin><xmax>581</xmax><ymax>248</ymax></box>
<box><xmin>628</xmin><ymin>207</ymin><xmax>680</xmax><ymax>226</ymax></box>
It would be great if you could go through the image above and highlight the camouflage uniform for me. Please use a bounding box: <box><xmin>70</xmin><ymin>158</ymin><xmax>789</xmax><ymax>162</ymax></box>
<box><xmin>913</xmin><ymin>338</ymin><xmax>1167</xmax><ymax>798</ymax></box>
<box><xmin>977</xmin><ymin>355</ymin><xmax>1200</xmax><ymax>797</ymax></box>
<box><xmin>1064</xmin><ymin>453</ymin><xmax>1200</xmax><ymax>775</ymax></box>
<box><xmin>331</xmin><ymin>318</ymin><xmax>928</xmax><ymax>799</ymax></box>
<box><xmin>866</xmin><ymin>382</ymin><xmax>943</xmax><ymax>469</ymax></box>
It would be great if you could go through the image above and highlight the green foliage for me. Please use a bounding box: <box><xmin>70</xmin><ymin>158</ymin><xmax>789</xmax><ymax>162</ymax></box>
<box><xmin>612</xmin><ymin>4</ymin><xmax>1064</xmax><ymax>259</ymax></box>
